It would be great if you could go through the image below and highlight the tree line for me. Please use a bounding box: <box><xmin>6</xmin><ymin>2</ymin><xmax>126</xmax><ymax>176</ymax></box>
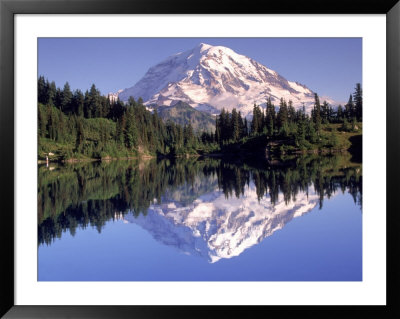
<box><xmin>214</xmin><ymin>84</ymin><xmax>362</xmax><ymax>150</ymax></box>
<box><xmin>38</xmin><ymin>76</ymin><xmax>362</xmax><ymax>159</ymax></box>
<box><xmin>38</xmin><ymin>76</ymin><xmax>215</xmax><ymax>159</ymax></box>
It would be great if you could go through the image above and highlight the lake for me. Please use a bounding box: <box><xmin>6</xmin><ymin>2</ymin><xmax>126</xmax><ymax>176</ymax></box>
<box><xmin>38</xmin><ymin>154</ymin><xmax>362</xmax><ymax>281</ymax></box>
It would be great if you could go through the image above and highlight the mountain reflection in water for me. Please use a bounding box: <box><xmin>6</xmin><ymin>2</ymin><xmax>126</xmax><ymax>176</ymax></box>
<box><xmin>38</xmin><ymin>154</ymin><xmax>362</xmax><ymax>263</ymax></box>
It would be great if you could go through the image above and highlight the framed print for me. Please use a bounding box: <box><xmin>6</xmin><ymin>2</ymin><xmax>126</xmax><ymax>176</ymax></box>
<box><xmin>1</xmin><ymin>0</ymin><xmax>399</xmax><ymax>318</ymax></box>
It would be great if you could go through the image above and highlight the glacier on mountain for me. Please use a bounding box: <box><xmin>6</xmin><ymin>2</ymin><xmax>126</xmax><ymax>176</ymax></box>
<box><xmin>117</xmin><ymin>43</ymin><xmax>336</xmax><ymax>117</ymax></box>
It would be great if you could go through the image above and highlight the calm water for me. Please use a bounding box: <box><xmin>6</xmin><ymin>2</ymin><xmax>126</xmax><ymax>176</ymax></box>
<box><xmin>38</xmin><ymin>154</ymin><xmax>362</xmax><ymax>281</ymax></box>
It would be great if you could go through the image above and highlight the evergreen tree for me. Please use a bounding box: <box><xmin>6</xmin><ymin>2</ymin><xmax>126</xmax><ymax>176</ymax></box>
<box><xmin>71</xmin><ymin>89</ymin><xmax>85</xmax><ymax>116</ymax></box>
<box><xmin>336</xmin><ymin>105</ymin><xmax>344</xmax><ymax>122</ymax></box>
<box><xmin>115</xmin><ymin>116</ymin><xmax>124</xmax><ymax>144</ymax></box>
<box><xmin>327</xmin><ymin>104</ymin><xmax>334</xmax><ymax>123</ymax></box>
<box><xmin>47</xmin><ymin>81</ymin><xmax>57</xmax><ymax>106</ymax></box>
<box><xmin>237</xmin><ymin>111</ymin><xmax>245</xmax><ymax>139</ymax></box>
<box><xmin>38</xmin><ymin>104</ymin><xmax>47</xmax><ymax>137</ymax></box>
<box><xmin>345</xmin><ymin>94</ymin><xmax>355</xmax><ymax>120</ymax></box>
<box><xmin>288</xmin><ymin>100</ymin><xmax>296</xmax><ymax>123</ymax></box>
<box><xmin>54</xmin><ymin>87</ymin><xmax>62</xmax><ymax>109</ymax></box>
<box><xmin>222</xmin><ymin>108</ymin><xmax>231</xmax><ymax>141</ymax></box>
<box><xmin>231</xmin><ymin>108</ymin><xmax>240</xmax><ymax>141</ymax></box>
<box><xmin>277</xmin><ymin>98</ymin><xmax>288</xmax><ymax>131</ymax></box>
<box><xmin>38</xmin><ymin>76</ymin><xmax>50</xmax><ymax>105</ymax></box>
<box><xmin>312</xmin><ymin>93</ymin><xmax>321</xmax><ymax>132</ymax></box>
<box><xmin>353</xmin><ymin>83</ymin><xmax>362</xmax><ymax>121</ymax></box>
<box><xmin>250</xmin><ymin>104</ymin><xmax>259</xmax><ymax>135</ymax></box>
<box><xmin>265</xmin><ymin>97</ymin><xmax>275</xmax><ymax>136</ymax></box>
<box><xmin>217</xmin><ymin>108</ymin><xmax>227</xmax><ymax>142</ymax></box>
<box><xmin>88</xmin><ymin>84</ymin><xmax>101</xmax><ymax>118</ymax></box>
<box><xmin>61</xmin><ymin>82</ymin><xmax>72</xmax><ymax>112</ymax></box>
<box><xmin>295</xmin><ymin>116</ymin><xmax>306</xmax><ymax>146</ymax></box>
<box><xmin>83</xmin><ymin>90</ymin><xmax>91</xmax><ymax>118</ymax></box>
<box><xmin>124</xmin><ymin>107</ymin><xmax>138</xmax><ymax>149</ymax></box>
<box><xmin>108</xmin><ymin>99</ymin><xmax>124</xmax><ymax>121</ymax></box>
<box><xmin>321</xmin><ymin>101</ymin><xmax>329</xmax><ymax>124</ymax></box>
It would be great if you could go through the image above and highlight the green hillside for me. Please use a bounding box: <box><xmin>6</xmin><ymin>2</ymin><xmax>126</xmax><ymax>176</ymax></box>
<box><xmin>154</xmin><ymin>101</ymin><xmax>215</xmax><ymax>133</ymax></box>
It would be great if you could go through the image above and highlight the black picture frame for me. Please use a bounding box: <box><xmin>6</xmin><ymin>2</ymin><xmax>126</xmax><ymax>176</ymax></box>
<box><xmin>1</xmin><ymin>0</ymin><xmax>399</xmax><ymax>318</ymax></box>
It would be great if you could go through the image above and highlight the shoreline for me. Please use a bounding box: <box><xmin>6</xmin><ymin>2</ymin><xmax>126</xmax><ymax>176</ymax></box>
<box><xmin>38</xmin><ymin>155</ymin><xmax>155</xmax><ymax>165</ymax></box>
<box><xmin>38</xmin><ymin>151</ymin><xmax>210</xmax><ymax>164</ymax></box>
<box><xmin>38</xmin><ymin>148</ymin><xmax>361</xmax><ymax>167</ymax></box>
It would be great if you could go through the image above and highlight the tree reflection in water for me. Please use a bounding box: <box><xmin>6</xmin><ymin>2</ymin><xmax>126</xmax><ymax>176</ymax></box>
<box><xmin>38</xmin><ymin>153</ymin><xmax>362</xmax><ymax>246</ymax></box>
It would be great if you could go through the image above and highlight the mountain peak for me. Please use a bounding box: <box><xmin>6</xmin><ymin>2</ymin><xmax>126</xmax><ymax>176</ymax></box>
<box><xmin>197</xmin><ymin>42</ymin><xmax>213</xmax><ymax>52</ymax></box>
<box><xmin>117</xmin><ymin>44</ymin><xmax>336</xmax><ymax>117</ymax></box>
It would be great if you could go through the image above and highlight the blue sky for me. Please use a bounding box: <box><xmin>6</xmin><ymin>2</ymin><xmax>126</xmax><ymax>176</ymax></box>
<box><xmin>38</xmin><ymin>38</ymin><xmax>361</xmax><ymax>104</ymax></box>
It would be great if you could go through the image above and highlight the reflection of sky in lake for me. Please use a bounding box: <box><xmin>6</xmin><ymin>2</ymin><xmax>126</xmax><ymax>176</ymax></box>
<box><xmin>38</xmin><ymin>184</ymin><xmax>361</xmax><ymax>281</ymax></box>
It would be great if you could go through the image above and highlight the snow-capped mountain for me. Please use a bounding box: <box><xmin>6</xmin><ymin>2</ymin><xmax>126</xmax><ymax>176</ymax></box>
<box><xmin>117</xmin><ymin>43</ymin><xmax>335</xmax><ymax>117</ymax></box>
<box><xmin>124</xmin><ymin>177</ymin><xmax>319</xmax><ymax>263</ymax></box>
